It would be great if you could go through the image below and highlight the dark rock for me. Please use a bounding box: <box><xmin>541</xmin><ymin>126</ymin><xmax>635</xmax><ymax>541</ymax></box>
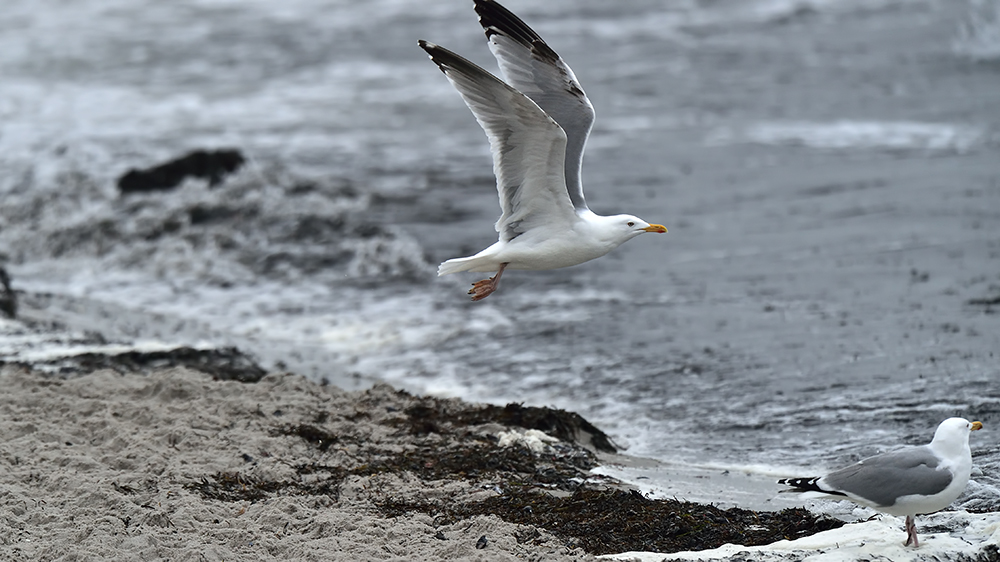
<box><xmin>0</xmin><ymin>266</ymin><xmax>16</xmax><ymax>319</ymax></box>
<box><xmin>118</xmin><ymin>149</ymin><xmax>246</xmax><ymax>194</ymax></box>
<box><xmin>968</xmin><ymin>295</ymin><xmax>1000</xmax><ymax>310</ymax></box>
<box><xmin>188</xmin><ymin>204</ymin><xmax>243</xmax><ymax>225</ymax></box>
<box><xmin>475</xmin><ymin>535</ymin><xmax>488</xmax><ymax>549</ymax></box>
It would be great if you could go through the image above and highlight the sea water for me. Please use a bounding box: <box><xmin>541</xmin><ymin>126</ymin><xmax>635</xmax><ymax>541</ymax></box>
<box><xmin>2</xmin><ymin>0</ymin><xmax>998</xmax><ymax>510</ymax></box>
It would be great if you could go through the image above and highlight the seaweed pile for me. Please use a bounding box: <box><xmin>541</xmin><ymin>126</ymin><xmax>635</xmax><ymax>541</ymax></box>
<box><xmin>1</xmin><ymin>335</ymin><xmax>267</xmax><ymax>382</ymax></box>
<box><xmin>186</xmin><ymin>386</ymin><xmax>843</xmax><ymax>555</ymax></box>
<box><xmin>380</xmin><ymin>489</ymin><xmax>841</xmax><ymax>556</ymax></box>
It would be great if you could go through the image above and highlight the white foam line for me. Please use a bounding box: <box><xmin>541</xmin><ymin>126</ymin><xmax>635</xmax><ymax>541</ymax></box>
<box><xmin>706</xmin><ymin>120</ymin><xmax>989</xmax><ymax>152</ymax></box>
<box><xmin>604</xmin><ymin>511</ymin><xmax>1000</xmax><ymax>562</ymax></box>
<box><xmin>1</xmin><ymin>339</ymin><xmax>214</xmax><ymax>363</ymax></box>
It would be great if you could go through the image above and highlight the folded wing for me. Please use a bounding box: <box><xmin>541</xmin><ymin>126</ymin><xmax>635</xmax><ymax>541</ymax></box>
<box><xmin>820</xmin><ymin>447</ymin><xmax>952</xmax><ymax>508</ymax></box>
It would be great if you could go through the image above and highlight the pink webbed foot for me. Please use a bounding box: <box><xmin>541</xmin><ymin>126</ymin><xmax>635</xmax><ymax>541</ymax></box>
<box><xmin>468</xmin><ymin>278</ymin><xmax>498</xmax><ymax>301</ymax></box>
<box><xmin>468</xmin><ymin>263</ymin><xmax>508</xmax><ymax>301</ymax></box>
<box><xmin>903</xmin><ymin>515</ymin><xmax>919</xmax><ymax>548</ymax></box>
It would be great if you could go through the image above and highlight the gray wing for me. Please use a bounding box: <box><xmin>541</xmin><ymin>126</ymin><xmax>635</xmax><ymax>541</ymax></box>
<box><xmin>821</xmin><ymin>446</ymin><xmax>952</xmax><ymax>508</ymax></box>
<box><xmin>418</xmin><ymin>40</ymin><xmax>577</xmax><ymax>242</ymax></box>
<box><xmin>474</xmin><ymin>0</ymin><xmax>594</xmax><ymax>211</ymax></box>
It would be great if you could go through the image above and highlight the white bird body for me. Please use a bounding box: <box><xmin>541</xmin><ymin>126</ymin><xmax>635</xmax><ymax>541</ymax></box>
<box><xmin>439</xmin><ymin>210</ymin><xmax>653</xmax><ymax>274</ymax></box>
<box><xmin>420</xmin><ymin>0</ymin><xmax>666</xmax><ymax>299</ymax></box>
<box><xmin>879</xmin><ymin>422</ymin><xmax>975</xmax><ymax>517</ymax></box>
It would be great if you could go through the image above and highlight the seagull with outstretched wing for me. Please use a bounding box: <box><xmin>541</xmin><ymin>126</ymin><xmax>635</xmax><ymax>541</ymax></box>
<box><xmin>420</xmin><ymin>0</ymin><xmax>666</xmax><ymax>301</ymax></box>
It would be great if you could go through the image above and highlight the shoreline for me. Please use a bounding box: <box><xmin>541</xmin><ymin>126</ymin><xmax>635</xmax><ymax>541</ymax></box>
<box><xmin>1</xmin><ymin>305</ymin><xmax>997</xmax><ymax>560</ymax></box>
<box><xmin>0</xmin><ymin>306</ymin><xmax>841</xmax><ymax>560</ymax></box>
<box><xmin>0</xmin><ymin>364</ymin><xmax>834</xmax><ymax>560</ymax></box>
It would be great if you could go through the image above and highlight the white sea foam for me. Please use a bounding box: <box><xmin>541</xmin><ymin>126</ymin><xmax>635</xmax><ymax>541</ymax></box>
<box><xmin>0</xmin><ymin>314</ymin><xmax>216</xmax><ymax>369</ymax></box>
<box><xmin>954</xmin><ymin>0</ymin><xmax>1000</xmax><ymax>61</ymax></box>
<box><xmin>706</xmin><ymin>121</ymin><xmax>990</xmax><ymax>153</ymax></box>
<box><xmin>604</xmin><ymin>511</ymin><xmax>1000</xmax><ymax>561</ymax></box>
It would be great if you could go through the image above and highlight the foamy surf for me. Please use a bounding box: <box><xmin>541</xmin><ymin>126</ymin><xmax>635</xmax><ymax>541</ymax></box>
<box><xmin>604</xmin><ymin>511</ymin><xmax>1000</xmax><ymax>562</ymax></box>
<box><xmin>706</xmin><ymin>121</ymin><xmax>990</xmax><ymax>153</ymax></box>
<box><xmin>954</xmin><ymin>0</ymin><xmax>1000</xmax><ymax>61</ymax></box>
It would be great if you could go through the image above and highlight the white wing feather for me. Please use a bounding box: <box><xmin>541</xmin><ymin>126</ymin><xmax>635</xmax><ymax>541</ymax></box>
<box><xmin>418</xmin><ymin>40</ymin><xmax>576</xmax><ymax>242</ymax></box>
<box><xmin>475</xmin><ymin>0</ymin><xmax>594</xmax><ymax>211</ymax></box>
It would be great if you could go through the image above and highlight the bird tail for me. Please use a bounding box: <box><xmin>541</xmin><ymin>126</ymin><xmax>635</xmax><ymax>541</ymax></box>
<box><xmin>777</xmin><ymin>477</ymin><xmax>847</xmax><ymax>497</ymax></box>
<box><xmin>438</xmin><ymin>245</ymin><xmax>506</xmax><ymax>275</ymax></box>
<box><xmin>438</xmin><ymin>256</ymin><xmax>481</xmax><ymax>276</ymax></box>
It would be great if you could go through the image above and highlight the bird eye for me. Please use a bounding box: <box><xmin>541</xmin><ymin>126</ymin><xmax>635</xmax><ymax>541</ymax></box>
<box><xmin>627</xmin><ymin>221</ymin><xmax>635</xmax><ymax>227</ymax></box>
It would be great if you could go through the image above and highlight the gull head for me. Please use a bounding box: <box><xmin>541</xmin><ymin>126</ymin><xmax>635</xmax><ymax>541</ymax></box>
<box><xmin>929</xmin><ymin>417</ymin><xmax>982</xmax><ymax>454</ymax></box>
<box><xmin>581</xmin><ymin>213</ymin><xmax>667</xmax><ymax>252</ymax></box>
<box><xmin>609</xmin><ymin>214</ymin><xmax>667</xmax><ymax>240</ymax></box>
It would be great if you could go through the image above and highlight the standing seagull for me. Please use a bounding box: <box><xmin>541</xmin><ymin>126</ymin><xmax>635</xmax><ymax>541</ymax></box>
<box><xmin>778</xmin><ymin>417</ymin><xmax>983</xmax><ymax>548</ymax></box>
<box><xmin>419</xmin><ymin>0</ymin><xmax>666</xmax><ymax>301</ymax></box>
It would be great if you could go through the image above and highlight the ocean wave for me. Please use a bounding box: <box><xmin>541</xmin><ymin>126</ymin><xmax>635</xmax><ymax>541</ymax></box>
<box><xmin>954</xmin><ymin>0</ymin><xmax>1000</xmax><ymax>62</ymax></box>
<box><xmin>0</xmin><ymin>157</ymin><xmax>433</xmax><ymax>287</ymax></box>
<box><xmin>705</xmin><ymin>120</ymin><xmax>990</xmax><ymax>153</ymax></box>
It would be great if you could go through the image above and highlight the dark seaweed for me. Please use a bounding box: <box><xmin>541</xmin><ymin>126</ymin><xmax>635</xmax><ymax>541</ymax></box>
<box><xmin>2</xmin><ymin>346</ymin><xmax>267</xmax><ymax>382</ymax></box>
<box><xmin>189</xmin><ymin>415</ymin><xmax>843</xmax><ymax>556</ymax></box>
<box><xmin>378</xmin><ymin>488</ymin><xmax>844</xmax><ymax>556</ymax></box>
<box><xmin>400</xmin><ymin>399</ymin><xmax>618</xmax><ymax>453</ymax></box>
<box><xmin>276</xmin><ymin>424</ymin><xmax>340</xmax><ymax>451</ymax></box>
<box><xmin>187</xmin><ymin>471</ymin><xmax>339</xmax><ymax>502</ymax></box>
<box><xmin>182</xmin><ymin>382</ymin><xmax>843</xmax><ymax>556</ymax></box>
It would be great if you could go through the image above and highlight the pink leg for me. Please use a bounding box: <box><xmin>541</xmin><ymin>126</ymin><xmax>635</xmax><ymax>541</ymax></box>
<box><xmin>904</xmin><ymin>515</ymin><xmax>919</xmax><ymax>547</ymax></box>
<box><xmin>468</xmin><ymin>263</ymin><xmax>508</xmax><ymax>301</ymax></box>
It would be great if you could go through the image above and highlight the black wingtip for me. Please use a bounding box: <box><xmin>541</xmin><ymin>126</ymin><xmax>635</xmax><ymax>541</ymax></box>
<box><xmin>474</xmin><ymin>0</ymin><xmax>540</xmax><ymax>45</ymax></box>
<box><xmin>418</xmin><ymin>39</ymin><xmax>497</xmax><ymax>82</ymax></box>
<box><xmin>418</xmin><ymin>40</ymin><xmax>450</xmax><ymax>75</ymax></box>
<box><xmin>474</xmin><ymin>0</ymin><xmax>559</xmax><ymax>62</ymax></box>
<box><xmin>777</xmin><ymin>477</ymin><xmax>816</xmax><ymax>488</ymax></box>
<box><xmin>778</xmin><ymin>477</ymin><xmax>848</xmax><ymax>497</ymax></box>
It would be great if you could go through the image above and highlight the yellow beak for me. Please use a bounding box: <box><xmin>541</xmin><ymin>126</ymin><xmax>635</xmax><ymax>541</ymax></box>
<box><xmin>972</xmin><ymin>421</ymin><xmax>983</xmax><ymax>431</ymax></box>
<box><xmin>643</xmin><ymin>224</ymin><xmax>667</xmax><ymax>233</ymax></box>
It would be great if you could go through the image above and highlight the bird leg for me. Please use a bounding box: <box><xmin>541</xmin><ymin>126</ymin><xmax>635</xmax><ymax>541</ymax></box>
<box><xmin>904</xmin><ymin>515</ymin><xmax>919</xmax><ymax>548</ymax></box>
<box><xmin>468</xmin><ymin>263</ymin><xmax>508</xmax><ymax>301</ymax></box>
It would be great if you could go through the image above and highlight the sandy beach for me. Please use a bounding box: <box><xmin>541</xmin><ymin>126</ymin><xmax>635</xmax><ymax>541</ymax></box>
<box><xmin>1</xmin><ymin>312</ymin><xmax>843</xmax><ymax>562</ymax></box>
<box><xmin>1</xmin><ymin>314</ymin><xmax>997</xmax><ymax>561</ymax></box>
<box><xmin>0</xmin><ymin>359</ymin><xmax>599</xmax><ymax>561</ymax></box>
<box><xmin>0</xmin><ymin>307</ymin><xmax>848</xmax><ymax>561</ymax></box>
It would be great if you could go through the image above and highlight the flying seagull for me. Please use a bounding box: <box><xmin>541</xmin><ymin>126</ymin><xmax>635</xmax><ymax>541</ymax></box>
<box><xmin>778</xmin><ymin>417</ymin><xmax>983</xmax><ymax>548</ymax></box>
<box><xmin>418</xmin><ymin>0</ymin><xmax>666</xmax><ymax>301</ymax></box>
